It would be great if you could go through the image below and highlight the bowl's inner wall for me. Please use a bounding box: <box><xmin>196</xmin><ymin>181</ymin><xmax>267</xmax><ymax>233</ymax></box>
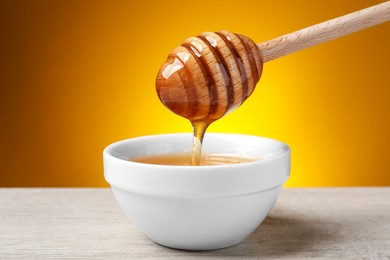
<box><xmin>108</xmin><ymin>134</ymin><xmax>289</xmax><ymax>162</ymax></box>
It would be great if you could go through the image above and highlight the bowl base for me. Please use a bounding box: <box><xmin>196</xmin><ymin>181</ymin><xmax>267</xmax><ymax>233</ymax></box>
<box><xmin>152</xmin><ymin>238</ymin><xmax>243</xmax><ymax>251</ymax></box>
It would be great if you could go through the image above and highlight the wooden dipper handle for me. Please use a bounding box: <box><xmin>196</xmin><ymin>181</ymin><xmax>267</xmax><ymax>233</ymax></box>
<box><xmin>259</xmin><ymin>1</ymin><xmax>390</xmax><ymax>62</ymax></box>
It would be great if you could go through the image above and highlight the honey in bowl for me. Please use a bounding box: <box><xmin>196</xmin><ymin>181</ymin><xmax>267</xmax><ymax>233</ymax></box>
<box><xmin>131</xmin><ymin>154</ymin><xmax>258</xmax><ymax>166</ymax></box>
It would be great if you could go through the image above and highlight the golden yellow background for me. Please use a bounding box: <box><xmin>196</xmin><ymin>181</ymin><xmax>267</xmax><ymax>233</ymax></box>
<box><xmin>1</xmin><ymin>0</ymin><xmax>389</xmax><ymax>187</ymax></box>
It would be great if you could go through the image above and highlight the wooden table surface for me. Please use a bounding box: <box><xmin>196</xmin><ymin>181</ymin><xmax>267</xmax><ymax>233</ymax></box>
<box><xmin>0</xmin><ymin>188</ymin><xmax>389</xmax><ymax>259</ymax></box>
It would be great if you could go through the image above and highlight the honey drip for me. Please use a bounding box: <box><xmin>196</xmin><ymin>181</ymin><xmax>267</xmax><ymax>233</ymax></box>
<box><xmin>191</xmin><ymin>121</ymin><xmax>210</xmax><ymax>166</ymax></box>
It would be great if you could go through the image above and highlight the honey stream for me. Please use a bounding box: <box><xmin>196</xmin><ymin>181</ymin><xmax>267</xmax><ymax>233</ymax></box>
<box><xmin>191</xmin><ymin>121</ymin><xmax>210</xmax><ymax>166</ymax></box>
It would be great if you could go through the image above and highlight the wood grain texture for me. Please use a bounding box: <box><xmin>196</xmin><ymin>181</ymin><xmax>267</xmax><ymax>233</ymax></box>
<box><xmin>258</xmin><ymin>1</ymin><xmax>390</xmax><ymax>61</ymax></box>
<box><xmin>0</xmin><ymin>188</ymin><xmax>389</xmax><ymax>259</ymax></box>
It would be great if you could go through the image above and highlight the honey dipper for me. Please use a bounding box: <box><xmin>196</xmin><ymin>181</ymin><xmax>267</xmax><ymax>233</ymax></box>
<box><xmin>156</xmin><ymin>1</ymin><xmax>390</xmax><ymax>165</ymax></box>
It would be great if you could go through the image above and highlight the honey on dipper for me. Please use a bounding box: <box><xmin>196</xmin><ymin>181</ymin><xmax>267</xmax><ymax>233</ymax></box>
<box><xmin>156</xmin><ymin>31</ymin><xmax>263</xmax><ymax>165</ymax></box>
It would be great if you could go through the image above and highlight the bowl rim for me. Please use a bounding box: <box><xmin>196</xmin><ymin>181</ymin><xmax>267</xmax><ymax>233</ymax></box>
<box><xmin>103</xmin><ymin>133</ymin><xmax>290</xmax><ymax>171</ymax></box>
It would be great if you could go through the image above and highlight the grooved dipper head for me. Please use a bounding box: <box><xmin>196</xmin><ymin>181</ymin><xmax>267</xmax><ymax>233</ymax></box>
<box><xmin>156</xmin><ymin>31</ymin><xmax>263</xmax><ymax>124</ymax></box>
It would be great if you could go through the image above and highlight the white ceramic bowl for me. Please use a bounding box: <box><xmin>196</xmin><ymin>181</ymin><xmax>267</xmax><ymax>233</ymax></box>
<box><xmin>103</xmin><ymin>133</ymin><xmax>290</xmax><ymax>250</ymax></box>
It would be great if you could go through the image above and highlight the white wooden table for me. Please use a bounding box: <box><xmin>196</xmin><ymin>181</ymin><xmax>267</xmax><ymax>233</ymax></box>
<box><xmin>0</xmin><ymin>188</ymin><xmax>389</xmax><ymax>259</ymax></box>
